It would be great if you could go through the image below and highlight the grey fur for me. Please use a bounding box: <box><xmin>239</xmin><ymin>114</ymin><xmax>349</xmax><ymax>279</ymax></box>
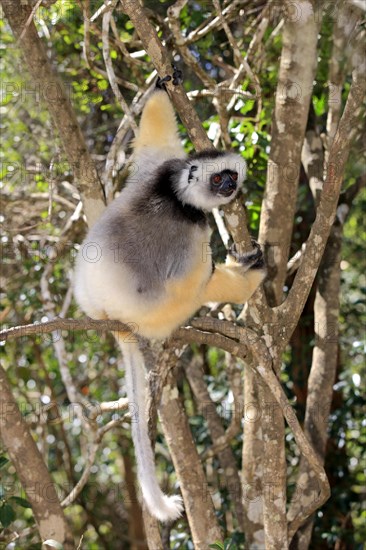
<box><xmin>86</xmin><ymin>192</ymin><xmax>203</xmax><ymax>298</ymax></box>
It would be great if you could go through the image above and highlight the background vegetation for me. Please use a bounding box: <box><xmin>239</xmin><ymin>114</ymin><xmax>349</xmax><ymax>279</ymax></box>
<box><xmin>0</xmin><ymin>1</ymin><xmax>365</xmax><ymax>548</ymax></box>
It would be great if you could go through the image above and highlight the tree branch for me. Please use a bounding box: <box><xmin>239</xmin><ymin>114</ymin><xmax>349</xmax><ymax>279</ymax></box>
<box><xmin>184</xmin><ymin>355</ymin><xmax>245</xmax><ymax>530</ymax></box>
<box><xmin>0</xmin><ymin>366</ymin><xmax>74</xmax><ymax>548</ymax></box>
<box><xmin>288</xmin><ymin>174</ymin><xmax>365</xmax><ymax>546</ymax></box>
<box><xmin>258</xmin><ymin>0</ymin><xmax>320</xmax><ymax>306</ymax></box>
<box><xmin>0</xmin><ymin>317</ymin><xmax>134</xmax><ymax>342</ymax></box>
<box><xmin>1</xmin><ymin>313</ymin><xmax>330</xmax><ymax>535</ymax></box>
<box><xmin>279</xmin><ymin>68</ymin><xmax>366</xmax><ymax>343</ymax></box>
<box><xmin>1</xmin><ymin>0</ymin><xmax>106</xmax><ymax>225</ymax></box>
<box><xmin>185</xmin><ymin>318</ymin><xmax>331</xmax><ymax>539</ymax></box>
<box><xmin>158</xmin><ymin>352</ymin><xmax>223</xmax><ymax>545</ymax></box>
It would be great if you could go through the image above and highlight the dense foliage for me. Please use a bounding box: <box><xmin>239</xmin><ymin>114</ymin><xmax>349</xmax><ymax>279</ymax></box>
<box><xmin>0</xmin><ymin>1</ymin><xmax>365</xmax><ymax>548</ymax></box>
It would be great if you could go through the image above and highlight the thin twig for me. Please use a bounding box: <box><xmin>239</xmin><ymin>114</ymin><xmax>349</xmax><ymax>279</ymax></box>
<box><xmin>185</xmin><ymin>0</ymin><xmax>242</xmax><ymax>45</ymax></box>
<box><xmin>90</xmin><ymin>0</ymin><xmax>114</xmax><ymax>22</ymax></box>
<box><xmin>61</xmin><ymin>441</ymin><xmax>99</xmax><ymax>507</ymax></box>
<box><xmin>168</xmin><ymin>0</ymin><xmax>216</xmax><ymax>90</ymax></box>
<box><xmin>18</xmin><ymin>0</ymin><xmax>43</xmax><ymax>41</ymax></box>
<box><xmin>61</xmin><ymin>404</ymin><xmax>129</xmax><ymax>507</ymax></box>
<box><xmin>101</xmin><ymin>1</ymin><xmax>138</xmax><ymax>130</ymax></box>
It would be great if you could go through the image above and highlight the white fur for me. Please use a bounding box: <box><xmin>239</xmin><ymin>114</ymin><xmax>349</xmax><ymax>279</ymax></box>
<box><xmin>176</xmin><ymin>153</ymin><xmax>247</xmax><ymax>210</ymax></box>
<box><xmin>118</xmin><ymin>338</ymin><xmax>183</xmax><ymax>522</ymax></box>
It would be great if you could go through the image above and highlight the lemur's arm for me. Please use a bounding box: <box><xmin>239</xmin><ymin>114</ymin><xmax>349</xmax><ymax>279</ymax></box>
<box><xmin>202</xmin><ymin>244</ymin><xmax>266</xmax><ymax>304</ymax></box>
<box><xmin>203</xmin><ymin>265</ymin><xmax>265</xmax><ymax>303</ymax></box>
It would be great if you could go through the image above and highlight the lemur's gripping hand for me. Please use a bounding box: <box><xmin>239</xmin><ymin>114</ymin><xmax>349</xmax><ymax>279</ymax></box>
<box><xmin>156</xmin><ymin>66</ymin><xmax>183</xmax><ymax>90</ymax></box>
<box><xmin>228</xmin><ymin>240</ymin><xmax>265</xmax><ymax>272</ymax></box>
<box><xmin>203</xmin><ymin>240</ymin><xmax>265</xmax><ymax>304</ymax></box>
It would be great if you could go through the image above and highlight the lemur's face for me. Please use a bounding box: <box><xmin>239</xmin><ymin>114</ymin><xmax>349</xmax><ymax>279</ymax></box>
<box><xmin>177</xmin><ymin>153</ymin><xmax>246</xmax><ymax>210</ymax></box>
<box><xmin>209</xmin><ymin>169</ymin><xmax>238</xmax><ymax>197</ymax></box>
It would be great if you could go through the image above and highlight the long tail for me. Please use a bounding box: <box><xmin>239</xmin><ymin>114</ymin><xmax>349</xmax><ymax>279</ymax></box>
<box><xmin>116</xmin><ymin>334</ymin><xmax>183</xmax><ymax>522</ymax></box>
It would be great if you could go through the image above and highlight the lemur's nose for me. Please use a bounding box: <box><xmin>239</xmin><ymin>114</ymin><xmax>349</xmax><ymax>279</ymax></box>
<box><xmin>219</xmin><ymin>173</ymin><xmax>237</xmax><ymax>196</ymax></box>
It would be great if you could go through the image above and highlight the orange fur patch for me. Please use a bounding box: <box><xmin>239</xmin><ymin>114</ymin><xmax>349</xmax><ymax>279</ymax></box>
<box><xmin>203</xmin><ymin>265</ymin><xmax>265</xmax><ymax>304</ymax></box>
<box><xmin>138</xmin><ymin>260</ymin><xmax>212</xmax><ymax>338</ymax></box>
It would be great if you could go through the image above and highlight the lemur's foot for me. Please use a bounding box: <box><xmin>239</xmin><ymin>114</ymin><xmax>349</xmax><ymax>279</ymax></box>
<box><xmin>229</xmin><ymin>240</ymin><xmax>265</xmax><ymax>271</ymax></box>
<box><xmin>172</xmin><ymin>65</ymin><xmax>183</xmax><ymax>85</ymax></box>
<box><xmin>156</xmin><ymin>65</ymin><xmax>183</xmax><ymax>90</ymax></box>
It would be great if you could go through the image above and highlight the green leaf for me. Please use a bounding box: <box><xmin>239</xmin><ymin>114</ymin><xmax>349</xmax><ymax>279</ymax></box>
<box><xmin>209</xmin><ymin>543</ymin><xmax>224</xmax><ymax>550</ymax></box>
<box><xmin>0</xmin><ymin>457</ymin><xmax>9</xmax><ymax>469</ymax></box>
<box><xmin>0</xmin><ymin>503</ymin><xmax>16</xmax><ymax>527</ymax></box>
<box><xmin>96</xmin><ymin>79</ymin><xmax>108</xmax><ymax>91</ymax></box>
<box><xmin>313</xmin><ymin>94</ymin><xmax>326</xmax><ymax>116</ymax></box>
<box><xmin>9</xmin><ymin>496</ymin><xmax>32</xmax><ymax>508</ymax></box>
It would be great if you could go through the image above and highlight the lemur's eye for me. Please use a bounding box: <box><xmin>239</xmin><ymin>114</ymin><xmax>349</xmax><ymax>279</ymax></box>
<box><xmin>231</xmin><ymin>172</ymin><xmax>238</xmax><ymax>181</ymax></box>
<box><xmin>212</xmin><ymin>174</ymin><xmax>222</xmax><ymax>185</ymax></box>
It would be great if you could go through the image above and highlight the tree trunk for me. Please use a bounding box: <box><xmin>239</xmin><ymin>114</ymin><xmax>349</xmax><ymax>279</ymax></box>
<box><xmin>0</xmin><ymin>366</ymin><xmax>74</xmax><ymax>548</ymax></box>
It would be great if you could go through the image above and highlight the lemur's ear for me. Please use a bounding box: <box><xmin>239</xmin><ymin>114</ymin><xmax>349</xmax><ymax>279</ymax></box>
<box><xmin>188</xmin><ymin>165</ymin><xmax>198</xmax><ymax>182</ymax></box>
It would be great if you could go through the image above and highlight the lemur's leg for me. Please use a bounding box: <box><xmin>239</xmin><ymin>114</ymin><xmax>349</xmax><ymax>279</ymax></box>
<box><xmin>133</xmin><ymin>68</ymin><xmax>184</xmax><ymax>158</ymax></box>
<box><xmin>202</xmin><ymin>242</ymin><xmax>266</xmax><ymax>304</ymax></box>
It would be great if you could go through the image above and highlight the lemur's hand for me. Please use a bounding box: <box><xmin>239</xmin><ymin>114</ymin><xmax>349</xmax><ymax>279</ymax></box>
<box><xmin>156</xmin><ymin>75</ymin><xmax>171</xmax><ymax>90</ymax></box>
<box><xmin>156</xmin><ymin>65</ymin><xmax>183</xmax><ymax>90</ymax></box>
<box><xmin>228</xmin><ymin>240</ymin><xmax>265</xmax><ymax>272</ymax></box>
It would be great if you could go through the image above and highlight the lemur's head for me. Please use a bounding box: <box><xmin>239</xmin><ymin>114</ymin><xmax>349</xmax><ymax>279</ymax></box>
<box><xmin>176</xmin><ymin>150</ymin><xmax>246</xmax><ymax>210</ymax></box>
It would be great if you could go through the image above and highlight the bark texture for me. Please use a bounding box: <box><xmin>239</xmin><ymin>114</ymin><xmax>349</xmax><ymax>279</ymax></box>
<box><xmin>289</xmin><ymin>211</ymin><xmax>343</xmax><ymax>548</ymax></box>
<box><xmin>185</xmin><ymin>358</ymin><xmax>245</xmax><ymax>530</ymax></box>
<box><xmin>280</xmin><ymin>67</ymin><xmax>366</xmax><ymax>343</ymax></box>
<box><xmin>242</xmin><ymin>369</ymin><xmax>265</xmax><ymax>547</ymax></box>
<box><xmin>0</xmin><ymin>366</ymin><xmax>74</xmax><ymax>548</ymax></box>
<box><xmin>259</xmin><ymin>0</ymin><xmax>319</xmax><ymax>306</ymax></box>
<box><xmin>159</xmin><ymin>367</ymin><xmax>223</xmax><ymax>548</ymax></box>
